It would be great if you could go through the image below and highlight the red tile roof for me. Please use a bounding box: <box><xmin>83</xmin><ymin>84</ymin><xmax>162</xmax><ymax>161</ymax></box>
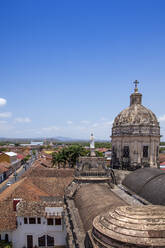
<box><xmin>0</xmin><ymin>200</ymin><xmax>16</xmax><ymax>231</ymax></box>
<box><xmin>17</xmin><ymin>154</ymin><xmax>25</xmax><ymax>160</ymax></box>
<box><xmin>159</xmin><ymin>154</ymin><xmax>165</xmax><ymax>163</ymax></box>
<box><xmin>0</xmin><ymin>160</ymin><xmax>74</xmax><ymax>231</ymax></box>
<box><xmin>0</xmin><ymin>162</ymin><xmax>11</xmax><ymax>174</ymax></box>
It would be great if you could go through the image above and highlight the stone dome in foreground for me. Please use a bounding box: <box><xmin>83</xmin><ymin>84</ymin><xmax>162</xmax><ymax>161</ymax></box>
<box><xmin>92</xmin><ymin>205</ymin><xmax>165</xmax><ymax>247</ymax></box>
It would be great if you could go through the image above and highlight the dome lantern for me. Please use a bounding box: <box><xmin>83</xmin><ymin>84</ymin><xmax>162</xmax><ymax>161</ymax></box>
<box><xmin>130</xmin><ymin>80</ymin><xmax>142</xmax><ymax>106</ymax></box>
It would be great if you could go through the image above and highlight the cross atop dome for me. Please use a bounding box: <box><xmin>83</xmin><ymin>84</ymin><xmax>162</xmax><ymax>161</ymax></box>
<box><xmin>133</xmin><ymin>80</ymin><xmax>139</xmax><ymax>93</ymax></box>
<box><xmin>130</xmin><ymin>80</ymin><xmax>142</xmax><ymax>105</ymax></box>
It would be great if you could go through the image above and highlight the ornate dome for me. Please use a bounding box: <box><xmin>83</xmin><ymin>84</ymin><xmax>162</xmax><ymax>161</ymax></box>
<box><xmin>112</xmin><ymin>82</ymin><xmax>160</xmax><ymax>136</ymax></box>
<box><xmin>92</xmin><ymin>205</ymin><xmax>165</xmax><ymax>247</ymax></box>
<box><xmin>113</xmin><ymin>104</ymin><xmax>158</xmax><ymax>127</ymax></box>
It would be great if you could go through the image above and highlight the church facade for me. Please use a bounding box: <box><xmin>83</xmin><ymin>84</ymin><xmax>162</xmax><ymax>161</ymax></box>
<box><xmin>111</xmin><ymin>81</ymin><xmax>160</xmax><ymax>170</ymax></box>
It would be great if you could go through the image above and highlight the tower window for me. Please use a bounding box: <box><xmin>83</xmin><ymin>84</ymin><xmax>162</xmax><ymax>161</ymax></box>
<box><xmin>123</xmin><ymin>146</ymin><xmax>129</xmax><ymax>158</ymax></box>
<box><xmin>143</xmin><ymin>146</ymin><xmax>148</xmax><ymax>158</ymax></box>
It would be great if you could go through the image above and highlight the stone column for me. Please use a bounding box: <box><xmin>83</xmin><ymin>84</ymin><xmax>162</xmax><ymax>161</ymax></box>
<box><xmin>150</xmin><ymin>139</ymin><xmax>155</xmax><ymax>168</ymax></box>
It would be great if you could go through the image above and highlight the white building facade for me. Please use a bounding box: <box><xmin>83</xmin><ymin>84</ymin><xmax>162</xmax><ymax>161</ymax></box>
<box><xmin>0</xmin><ymin>201</ymin><xmax>66</xmax><ymax>248</ymax></box>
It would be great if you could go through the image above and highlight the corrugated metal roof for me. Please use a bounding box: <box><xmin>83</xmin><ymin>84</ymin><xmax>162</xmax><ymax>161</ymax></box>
<box><xmin>5</xmin><ymin>152</ymin><xmax>17</xmax><ymax>157</ymax></box>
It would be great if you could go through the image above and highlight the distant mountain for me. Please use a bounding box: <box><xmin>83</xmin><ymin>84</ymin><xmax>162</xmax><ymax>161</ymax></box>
<box><xmin>54</xmin><ymin>136</ymin><xmax>75</xmax><ymax>141</ymax></box>
<box><xmin>0</xmin><ymin>136</ymin><xmax>109</xmax><ymax>143</ymax></box>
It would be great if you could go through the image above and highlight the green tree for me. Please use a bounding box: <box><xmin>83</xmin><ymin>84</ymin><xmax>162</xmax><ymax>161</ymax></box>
<box><xmin>52</xmin><ymin>152</ymin><xmax>65</xmax><ymax>168</ymax></box>
<box><xmin>14</xmin><ymin>143</ymin><xmax>20</xmax><ymax>147</ymax></box>
<box><xmin>65</xmin><ymin>145</ymin><xmax>88</xmax><ymax>168</ymax></box>
<box><xmin>52</xmin><ymin>145</ymin><xmax>88</xmax><ymax>168</ymax></box>
<box><xmin>22</xmin><ymin>154</ymin><xmax>31</xmax><ymax>164</ymax></box>
<box><xmin>95</xmin><ymin>142</ymin><xmax>112</xmax><ymax>149</ymax></box>
<box><xmin>95</xmin><ymin>150</ymin><xmax>104</xmax><ymax>157</ymax></box>
<box><xmin>0</xmin><ymin>147</ymin><xmax>7</xmax><ymax>152</ymax></box>
<box><xmin>32</xmin><ymin>149</ymin><xmax>36</xmax><ymax>155</ymax></box>
<box><xmin>160</xmin><ymin>147</ymin><xmax>165</xmax><ymax>153</ymax></box>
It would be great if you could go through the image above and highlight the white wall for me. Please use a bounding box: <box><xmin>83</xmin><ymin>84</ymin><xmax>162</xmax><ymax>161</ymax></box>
<box><xmin>0</xmin><ymin>232</ymin><xmax>12</xmax><ymax>242</ymax></box>
<box><xmin>4</xmin><ymin>216</ymin><xmax>66</xmax><ymax>248</ymax></box>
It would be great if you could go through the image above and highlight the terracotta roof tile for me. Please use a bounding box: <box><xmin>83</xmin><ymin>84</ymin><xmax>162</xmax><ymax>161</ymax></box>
<box><xmin>0</xmin><ymin>166</ymin><xmax>73</xmax><ymax>202</ymax></box>
<box><xmin>0</xmin><ymin>162</ymin><xmax>10</xmax><ymax>174</ymax></box>
<box><xmin>0</xmin><ymin>178</ymin><xmax>48</xmax><ymax>202</ymax></box>
<box><xmin>17</xmin><ymin>200</ymin><xmax>63</xmax><ymax>217</ymax></box>
<box><xmin>0</xmin><ymin>200</ymin><xmax>16</xmax><ymax>231</ymax></box>
<box><xmin>0</xmin><ymin>162</ymin><xmax>74</xmax><ymax>231</ymax></box>
<box><xmin>31</xmin><ymin>177</ymin><xmax>73</xmax><ymax>197</ymax></box>
<box><xmin>159</xmin><ymin>154</ymin><xmax>165</xmax><ymax>163</ymax></box>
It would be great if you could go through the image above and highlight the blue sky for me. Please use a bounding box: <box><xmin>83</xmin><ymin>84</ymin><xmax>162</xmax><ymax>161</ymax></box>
<box><xmin>0</xmin><ymin>0</ymin><xmax>165</xmax><ymax>140</ymax></box>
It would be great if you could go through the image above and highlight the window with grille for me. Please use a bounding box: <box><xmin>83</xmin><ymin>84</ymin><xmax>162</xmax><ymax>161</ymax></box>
<box><xmin>47</xmin><ymin>218</ymin><xmax>53</xmax><ymax>225</ymax></box>
<box><xmin>47</xmin><ymin>235</ymin><xmax>54</xmax><ymax>246</ymax></box>
<box><xmin>38</xmin><ymin>235</ymin><xmax>45</xmax><ymax>247</ymax></box>
<box><xmin>55</xmin><ymin>218</ymin><xmax>61</xmax><ymax>225</ymax></box>
<box><xmin>29</xmin><ymin>218</ymin><xmax>36</xmax><ymax>224</ymax></box>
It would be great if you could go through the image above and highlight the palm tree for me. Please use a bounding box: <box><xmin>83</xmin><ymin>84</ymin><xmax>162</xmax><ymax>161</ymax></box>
<box><xmin>66</xmin><ymin>145</ymin><xmax>88</xmax><ymax>168</ymax></box>
<box><xmin>52</xmin><ymin>152</ymin><xmax>61</xmax><ymax>168</ymax></box>
<box><xmin>52</xmin><ymin>145</ymin><xmax>88</xmax><ymax>168</ymax></box>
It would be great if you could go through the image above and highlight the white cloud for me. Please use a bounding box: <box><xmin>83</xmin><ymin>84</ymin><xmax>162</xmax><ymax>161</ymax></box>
<box><xmin>0</xmin><ymin>123</ymin><xmax>14</xmax><ymax>131</ymax></box>
<box><xmin>0</xmin><ymin>98</ymin><xmax>7</xmax><ymax>107</ymax></box>
<box><xmin>76</xmin><ymin>126</ymin><xmax>88</xmax><ymax>131</ymax></box>
<box><xmin>92</xmin><ymin>123</ymin><xmax>99</xmax><ymax>128</ymax></box>
<box><xmin>42</xmin><ymin>126</ymin><xmax>60</xmax><ymax>132</ymax></box>
<box><xmin>0</xmin><ymin>112</ymin><xmax>12</xmax><ymax>118</ymax></box>
<box><xmin>15</xmin><ymin>117</ymin><xmax>31</xmax><ymax>123</ymax></box>
<box><xmin>67</xmin><ymin>120</ymin><xmax>73</xmax><ymax>125</ymax></box>
<box><xmin>103</xmin><ymin>121</ymin><xmax>113</xmax><ymax>126</ymax></box>
<box><xmin>80</xmin><ymin>120</ymin><xmax>91</xmax><ymax>124</ymax></box>
<box><xmin>0</xmin><ymin>120</ymin><xmax>7</xmax><ymax>124</ymax></box>
<box><xmin>159</xmin><ymin>115</ymin><xmax>165</xmax><ymax>122</ymax></box>
<box><xmin>101</xmin><ymin>117</ymin><xmax>107</xmax><ymax>121</ymax></box>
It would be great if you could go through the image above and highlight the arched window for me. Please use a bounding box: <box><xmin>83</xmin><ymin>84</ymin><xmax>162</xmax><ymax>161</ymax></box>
<box><xmin>38</xmin><ymin>235</ymin><xmax>45</xmax><ymax>247</ymax></box>
<box><xmin>47</xmin><ymin>235</ymin><xmax>54</xmax><ymax>246</ymax></box>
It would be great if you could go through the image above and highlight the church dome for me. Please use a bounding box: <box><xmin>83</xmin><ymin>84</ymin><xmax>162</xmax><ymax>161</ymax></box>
<box><xmin>112</xmin><ymin>81</ymin><xmax>160</xmax><ymax>136</ymax></box>
<box><xmin>113</xmin><ymin>104</ymin><xmax>158</xmax><ymax>127</ymax></box>
<box><xmin>122</xmin><ymin>168</ymin><xmax>165</xmax><ymax>205</ymax></box>
<box><xmin>92</xmin><ymin>205</ymin><xmax>165</xmax><ymax>247</ymax></box>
